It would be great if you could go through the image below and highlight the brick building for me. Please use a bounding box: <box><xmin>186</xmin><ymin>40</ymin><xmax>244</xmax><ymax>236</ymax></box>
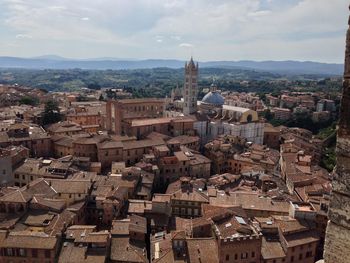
<box><xmin>0</xmin><ymin>123</ymin><xmax>51</xmax><ymax>157</ymax></box>
<box><xmin>106</xmin><ymin>98</ymin><xmax>165</xmax><ymax>135</ymax></box>
<box><xmin>125</xmin><ymin>116</ymin><xmax>195</xmax><ymax>139</ymax></box>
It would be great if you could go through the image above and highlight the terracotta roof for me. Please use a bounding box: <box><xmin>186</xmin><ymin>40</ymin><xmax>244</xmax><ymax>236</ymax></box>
<box><xmin>284</xmin><ymin>231</ymin><xmax>319</xmax><ymax>247</ymax></box>
<box><xmin>122</xmin><ymin>138</ymin><xmax>165</xmax><ymax>150</ymax></box>
<box><xmin>131</xmin><ymin>117</ymin><xmax>173</xmax><ymax>127</ymax></box>
<box><xmin>174</xmin><ymin>151</ymin><xmax>190</xmax><ymax>162</ymax></box>
<box><xmin>54</xmin><ymin>137</ymin><xmax>74</xmax><ymax>147</ymax></box>
<box><xmin>0</xmin><ymin>179</ymin><xmax>57</xmax><ymax>203</ymax></box>
<box><xmin>48</xmin><ymin>179</ymin><xmax>92</xmax><ymax>194</ymax></box>
<box><xmin>171</xmin><ymin>188</ymin><xmax>209</xmax><ymax>203</ymax></box>
<box><xmin>261</xmin><ymin>237</ymin><xmax>286</xmax><ymax>260</ymax></box>
<box><xmin>45</xmin><ymin>209</ymin><xmax>76</xmax><ymax>236</ymax></box>
<box><xmin>2</xmin><ymin>231</ymin><xmax>58</xmax><ymax>249</ymax></box>
<box><xmin>75</xmin><ymin>231</ymin><xmax>109</xmax><ymax>244</ymax></box>
<box><xmin>152</xmin><ymin>194</ymin><xmax>171</xmax><ymax>203</ymax></box>
<box><xmin>111</xmin><ymin>220</ymin><xmax>130</xmax><ymax>236</ymax></box>
<box><xmin>110</xmin><ymin>237</ymin><xmax>148</xmax><ymax>263</ymax></box>
<box><xmin>58</xmin><ymin>242</ymin><xmax>107</xmax><ymax>263</ymax></box>
<box><xmin>115</xmin><ymin>98</ymin><xmax>164</xmax><ymax>104</ymax></box>
<box><xmin>187</xmin><ymin>238</ymin><xmax>219</xmax><ymax>263</ymax></box>
<box><xmin>129</xmin><ymin>213</ymin><xmax>146</xmax><ymax>227</ymax></box>
<box><xmin>98</xmin><ymin>140</ymin><xmax>123</xmax><ymax>149</ymax></box>
<box><xmin>274</xmin><ymin>216</ymin><xmax>311</xmax><ymax>234</ymax></box>
<box><xmin>128</xmin><ymin>200</ymin><xmax>152</xmax><ymax>214</ymax></box>
<box><xmin>209</xmin><ymin>191</ymin><xmax>290</xmax><ymax>214</ymax></box>
<box><xmin>65</xmin><ymin>225</ymin><xmax>96</xmax><ymax>240</ymax></box>
<box><xmin>30</xmin><ymin>195</ymin><xmax>66</xmax><ymax>212</ymax></box>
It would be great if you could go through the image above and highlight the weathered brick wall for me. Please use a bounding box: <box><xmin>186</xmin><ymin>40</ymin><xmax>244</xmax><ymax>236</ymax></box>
<box><xmin>323</xmin><ymin>222</ymin><xmax>350</xmax><ymax>262</ymax></box>
<box><xmin>323</xmin><ymin>6</ymin><xmax>350</xmax><ymax>263</ymax></box>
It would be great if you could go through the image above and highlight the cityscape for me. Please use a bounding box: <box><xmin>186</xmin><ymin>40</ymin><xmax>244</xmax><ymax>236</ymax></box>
<box><xmin>0</xmin><ymin>1</ymin><xmax>349</xmax><ymax>263</ymax></box>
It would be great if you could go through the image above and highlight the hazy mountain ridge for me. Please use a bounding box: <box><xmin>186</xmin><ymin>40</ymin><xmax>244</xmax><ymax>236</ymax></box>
<box><xmin>0</xmin><ymin>56</ymin><xmax>343</xmax><ymax>75</ymax></box>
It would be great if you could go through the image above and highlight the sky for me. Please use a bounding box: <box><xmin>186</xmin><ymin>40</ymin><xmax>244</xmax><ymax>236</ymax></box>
<box><xmin>0</xmin><ymin>0</ymin><xmax>348</xmax><ymax>63</ymax></box>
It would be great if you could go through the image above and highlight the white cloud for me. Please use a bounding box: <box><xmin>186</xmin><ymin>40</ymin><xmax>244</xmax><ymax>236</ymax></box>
<box><xmin>15</xmin><ymin>34</ymin><xmax>32</xmax><ymax>39</ymax></box>
<box><xmin>179</xmin><ymin>43</ymin><xmax>194</xmax><ymax>48</ymax></box>
<box><xmin>171</xmin><ymin>35</ymin><xmax>181</xmax><ymax>41</ymax></box>
<box><xmin>0</xmin><ymin>0</ymin><xmax>348</xmax><ymax>62</ymax></box>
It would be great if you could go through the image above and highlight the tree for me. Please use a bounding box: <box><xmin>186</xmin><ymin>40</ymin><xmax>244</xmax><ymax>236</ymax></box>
<box><xmin>263</xmin><ymin>109</ymin><xmax>273</xmax><ymax>121</ymax></box>
<box><xmin>19</xmin><ymin>96</ymin><xmax>39</xmax><ymax>106</ymax></box>
<box><xmin>87</xmin><ymin>82</ymin><xmax>101</xmax><ymax>90</ymax></box>
<box><xmin>42</xmin><ymin>100</ymin><xmax>62</xmax><ymax>126</ymax></box>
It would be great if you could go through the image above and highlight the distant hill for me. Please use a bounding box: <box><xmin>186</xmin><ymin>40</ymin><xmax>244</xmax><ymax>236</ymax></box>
<box><xmin>0</xmin><ymin>56</ymin><xmax>343</xmax><ymax>75</ymax></box>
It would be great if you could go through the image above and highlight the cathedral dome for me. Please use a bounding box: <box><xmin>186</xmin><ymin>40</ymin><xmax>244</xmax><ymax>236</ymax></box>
<box><xmin>201</xmin><ymin>86</ymin><xmax>224</xmax><ymax>106</ymax></box>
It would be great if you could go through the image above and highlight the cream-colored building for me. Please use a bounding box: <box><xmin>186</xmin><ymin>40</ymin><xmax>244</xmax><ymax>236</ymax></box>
<box><xmin>208</xmin><ymin>105</ymin><xmax>264</xmax><ymax>144</ymax></box>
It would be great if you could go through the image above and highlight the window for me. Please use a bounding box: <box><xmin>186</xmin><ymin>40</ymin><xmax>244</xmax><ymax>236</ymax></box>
<box><xmin>225</xmin><ymin>255</ymin><xmax>229</xmax><ymax>261</ymax></box>
<box><xmin>299</xmin><ymin>254</ymin><xmax>303</xmax><ymax>260</ymax></box>
<box><xmin>252</xmin><ymin>251</ymin><xmax>255</xmax><ymax>258</ymax></box>
<box><xmin>45</xmin><ymin>250</ymin><xmax>51</xmax><ymax>258</ymax></box>
<box><xmin>19</xmin><ymin>248</ymin><xmax>26</xmax><ymax>257</ymax></box>
<box><xmin>291</xmin><ymin>256</ymin><xmax>294</xmax><ymax>262</ymax></box>
<box><xmin>235</xmin><ymin>254</ymin><xmax>238</xmax><ymax>260</ymax></box>
<box><xmin>6</xmin><ymin>248</ymin><xmax>13</xmax><ymax>256</ymax></box>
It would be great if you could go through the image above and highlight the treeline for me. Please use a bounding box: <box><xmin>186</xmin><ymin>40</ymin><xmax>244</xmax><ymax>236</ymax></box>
<box><xmin>0</xmin><ymin>68</ymin><xmax>342</xmax><ymax>98</ymax></box>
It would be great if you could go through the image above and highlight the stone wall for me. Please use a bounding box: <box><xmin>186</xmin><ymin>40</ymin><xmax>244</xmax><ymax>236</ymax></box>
<box><xmin>323</xmin><ymin>6</ymin><xmax>350</xmax><ymax>263</ymax></box>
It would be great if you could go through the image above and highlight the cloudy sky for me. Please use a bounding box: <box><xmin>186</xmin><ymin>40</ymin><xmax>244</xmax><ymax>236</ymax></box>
<box><xmin>0</xmin><ymin>0</ymin><xmax>348</xmax><ymax>62</ymax></box>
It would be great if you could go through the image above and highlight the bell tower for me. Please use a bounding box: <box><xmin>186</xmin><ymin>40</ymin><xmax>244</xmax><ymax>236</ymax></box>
<box><xmin>183</xmin><ymin>57</ymin><xmax>198</xmax><ymax>115</ymax></box>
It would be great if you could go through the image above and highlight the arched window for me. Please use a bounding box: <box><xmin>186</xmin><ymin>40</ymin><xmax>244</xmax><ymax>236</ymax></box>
<box><xmin>247</xmin><ymin>114</ymin><xmax>253</xmax><ymax>123</ymax></box>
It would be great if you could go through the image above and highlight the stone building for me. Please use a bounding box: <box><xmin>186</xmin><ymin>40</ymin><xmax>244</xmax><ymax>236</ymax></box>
<box><xmin>124</xmin><ymin>116</ymin><xmax>195</xmax><ymax>139</ymax></box>
<box><xmin>208</xmin><ymin>105</ymin><xmax>264</xmax><ymax>144</ymax></box>
<box><xmin>323</xmin><ymin>7</ymin><xmax>350</xmax><ymax>263</ymax></box>
<box><xmin>167</xmin><ymin>178</ymin><xmax>209</xmax><ymax>218</ymax></box>
<box><xmin>272</xmin><ymin>107</ymin><xmax>292</xmax><ymax>121</ymax></box>
<box><xmin>263</xmin><ymin>123</ymin><xmax>281</xmax><ymax>149</ymax></box>
<box><xmin>66</xmin><ymin>101</ymin><xmax>106</xmax><ymax>128</ymax></box>
<box><xmin>0</xmin><ymin>123</ymin><xmax>52</xmax><ymax>158</ymax></box>
<box><xmin>106</xmin><ymin>98</ymin><xmax>165</xmax><ymax>135</ymax></box>
<box><xmin>0</xmin><ymin>145</ymin><xmax>28</xmax><ymax>186</ymax></box>
<box><xmin>0</xmin><ymin>231</ymin><xmax>61</xmax><ymax>263</ymax></box>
